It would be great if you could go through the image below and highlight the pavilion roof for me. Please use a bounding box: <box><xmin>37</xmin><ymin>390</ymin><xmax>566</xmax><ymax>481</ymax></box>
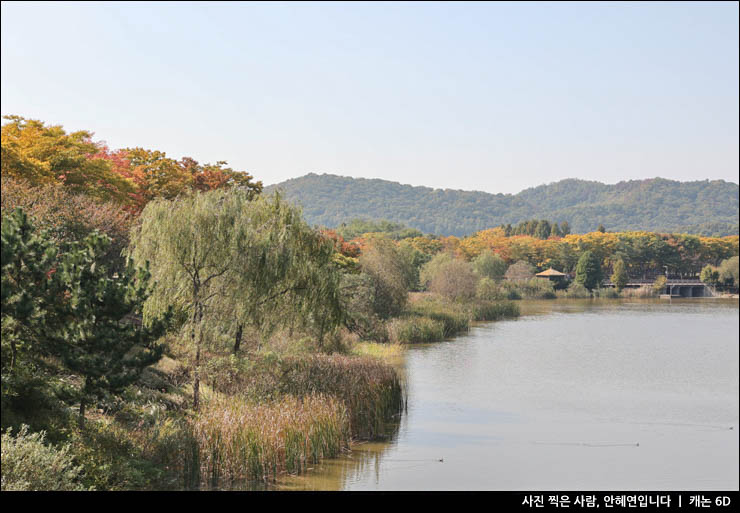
<box><xmin>535</xmin><ymin>268</ymin><xmax>566</xmax><ymax>277</ymax></box>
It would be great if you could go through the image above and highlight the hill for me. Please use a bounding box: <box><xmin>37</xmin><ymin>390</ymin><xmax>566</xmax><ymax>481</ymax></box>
<box><xmin>265</xmin><ymin>174</ymin><xmax>739</xmax><ymax>237</ymax></box>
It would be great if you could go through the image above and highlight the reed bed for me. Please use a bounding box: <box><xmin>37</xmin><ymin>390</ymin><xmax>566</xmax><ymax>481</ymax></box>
<box><xmin>274</xmin><ymin>355</ymin><xmax>405</xmax><ymax>440</ymax></box>
<box><xmin>192</xmin><ymin>394</ymin><xmax>350</xmax><ymax>486</ymax></box>
<box><xmin>468</xmin><ymin>300</ymin><xmax>520</xmax><ymax>321</ymax></box>
<box><xmin>408</xmin><ymin>301</ymin><xmax>470</xmax><ymax>337</ymax></box>
<box><xmin>619</xmin><ymin>286</ymin><xmax>655</xmax><ymax>298</ymax></box>
<box><xmin>387</xmin><ymin>316</ymin><xmax>445</xmax><ymax>343</ymax></box>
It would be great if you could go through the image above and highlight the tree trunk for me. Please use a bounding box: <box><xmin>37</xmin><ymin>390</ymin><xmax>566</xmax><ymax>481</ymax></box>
<box><xmin>192</xmin><ymin>297</ymin><xmax>202</xmax><ymax>411</ymax></box>
<box><xmin>233</xmin><ymin>323</ymin><xmax>243</xmax><ymax>354</ymax></box>
<box><xmin>318</xmin><ymin>317</ymin><xmax>326</xmax><ymax>350</ymax></box>
<box><xmin>78</xmin><ymin>397</ymin><xmax>86</xmax><ymax>429</ymax></box>
<box><xmin>193</xmin><ymin>344</ymin><xmax>201</xmax><ymax>411</ymax></box>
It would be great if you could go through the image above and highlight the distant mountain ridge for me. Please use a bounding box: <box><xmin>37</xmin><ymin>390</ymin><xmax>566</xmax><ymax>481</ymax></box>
<box><xmin>265</xmin><ymin>173</ymin><xmax>739</xmax><ymax>237</ymax></box>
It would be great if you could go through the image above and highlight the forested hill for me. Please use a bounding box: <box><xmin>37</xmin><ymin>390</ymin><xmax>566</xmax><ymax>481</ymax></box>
<box><xmin>266</xmin><ymin>174</ymin><xmax>740</xmax><ymax>237</ymax></box>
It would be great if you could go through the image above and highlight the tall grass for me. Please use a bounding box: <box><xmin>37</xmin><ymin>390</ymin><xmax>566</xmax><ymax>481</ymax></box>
<box><xmin>193</xmin><ymin>394</ymin><xmax>350</xmax><ymax>486</ymax></box>
<box><xmin>408</xmin><ymin>301</ymin><xmax>470</xmax><ymax>337</ymax></box>
<box><xmin>620</xmin><ymin>286</ymin><xmax>656</xmax><ymax>298</ymax></box>
<box><xmin>468</xmin><ymin>300</ymin><xmax>520</xmax><ymax>321</ymax></box>
<box><xmin>274</xmin><ymin>356</ymin><xmax>405</xmax><ymax>440</ymax></box>
<box><xmin>387</xmin><ymin>316</ymin><xmax>445</xmax><ymax>343</ymax></box>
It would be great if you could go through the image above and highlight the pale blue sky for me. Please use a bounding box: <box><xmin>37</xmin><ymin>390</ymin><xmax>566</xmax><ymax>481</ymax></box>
<box><xmin>2</xmin><ymin>1</ymin><xmax>738</xmax><ymax>194</ymax></box>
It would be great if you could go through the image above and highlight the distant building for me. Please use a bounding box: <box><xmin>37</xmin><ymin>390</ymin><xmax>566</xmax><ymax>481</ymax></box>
<box><xmin>535</xmin><ymin>268</ymin><xmax>567</xmax><ymax>284</ymax></box>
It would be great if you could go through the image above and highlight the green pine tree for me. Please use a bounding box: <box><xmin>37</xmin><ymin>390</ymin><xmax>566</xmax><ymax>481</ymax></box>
<box><xmin>575</xmin><ymin>251</ymin><xmax>603</xmax><ymax>291</ymax></box>
<box><xmin>1</xmin><ymin>208</ymin><xmax>61</xmax><ymax>396</ymax></box>
<box><xmin>52</xmin><ymin>232</ymin><xmax>171</xmax><ymax>427</ymax></box>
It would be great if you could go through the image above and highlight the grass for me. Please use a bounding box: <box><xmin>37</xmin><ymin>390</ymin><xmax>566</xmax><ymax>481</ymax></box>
<box><xmin>350</xmin><ymin>342</ymin><xmax>404</xmax><ymax>362</ymax></box>
<box><xmin>193</xmin><ymin>394</ymin><xmax>350</xmax><ymax>487</ymax></box>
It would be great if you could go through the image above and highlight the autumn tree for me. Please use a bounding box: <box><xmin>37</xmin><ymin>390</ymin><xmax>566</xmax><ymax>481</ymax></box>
<box><xmin>504</xmin><ymin>260</ymin><xmax>535</xmax><ymax>282</ymax></box>
<box><xmin>428</xmin><ymin>258</ymin><xmax>478</xmax><ymax>301</ymax></box>
<box><xmin>1</xmin><ymin>176</ymin><xmax>133</xmax><ymax>270</ymax></box>
<box><xmin>1</xmin><ymin>116</ymin><xmax>135</xmax><ymax>204</ymax></box>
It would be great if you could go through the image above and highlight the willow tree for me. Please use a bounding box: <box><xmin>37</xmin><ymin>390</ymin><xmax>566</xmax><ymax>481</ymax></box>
<box><xmin>129</xmin><ymin>189</ymin><xmax>343</xmax><ymax>409</ymax></box>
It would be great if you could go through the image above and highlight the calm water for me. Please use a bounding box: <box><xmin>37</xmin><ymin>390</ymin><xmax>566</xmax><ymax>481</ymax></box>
<box><xmin>275</xmin><ymin>299</ymin><xmax>739</xmax><ymax>491</ymax></box>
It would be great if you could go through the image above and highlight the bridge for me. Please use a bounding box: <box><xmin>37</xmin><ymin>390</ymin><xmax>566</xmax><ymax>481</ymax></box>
<box><xmin>603</xmin><ymin>278</ymin><xmax>712</xmax><ymax>297</ymax></box>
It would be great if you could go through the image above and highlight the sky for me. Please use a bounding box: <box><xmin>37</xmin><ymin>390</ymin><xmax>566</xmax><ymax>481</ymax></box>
<box><xmin>1</xmin><ymin>1</ymin><xmax>738</xmax><ymax>194</ymax></box>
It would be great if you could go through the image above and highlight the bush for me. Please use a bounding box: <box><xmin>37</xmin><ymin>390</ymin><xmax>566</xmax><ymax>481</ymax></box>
<box><xmin>476</xmin><ymin>277</ymin><xmax>505</xmax><ymax>301</ymax></box>
<box><xmin>1</xmin><ymin>425</ymin><xmax>86</xmax><ymax>491</ymax></box>
<box><xmin>68</xmin><ymin>415</ymin><xmax>189</xmax><ymax>491</ymax></box>
<box><xmin>513</xmin><ymin>278</ymin><xmax>556</xmax><ymax>299</ymax></box>
<box><xmin>556</xmin><ymin>282</ymin><xmax>591</xmax><ymax>298</ymax></box>
<box><xmin>388</xmin><ymin>316</ymin><xmax>445</xmax><ymax>343</ymax></box>
<box><xmin>593</xmin><ymin>287</ymin><xmax>619</xmax><ymax>298</ymax></box>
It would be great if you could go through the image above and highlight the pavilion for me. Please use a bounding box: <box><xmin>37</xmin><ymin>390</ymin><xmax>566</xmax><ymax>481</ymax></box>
<box><xmin>535</xmin><ymin>268</ymin><xmax>567</xmax><ymax>283</ymax></box>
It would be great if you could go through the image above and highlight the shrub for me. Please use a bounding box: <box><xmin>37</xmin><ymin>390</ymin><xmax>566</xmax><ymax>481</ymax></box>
<box><xmin>516</xmin><ymin>278</ymin><xmax>556</xmax><ymax>299</ymax></box>
<box><xmin>593</xmin><ymin>287</ymin><xmax>619</xmax><ymax>298</ymax></box>
<box><xmin>476</xmin><ymin>277</ymin><xmax>506</xmax><ymax>301</ymax></box>
<box><xmin>1</xmin><ymin>425</ymin><xmax>86</xmax><ymax>491</ymax></box>
<box><xmin>556</xmin><ymin>282</ymin><xmax>591</xmax><ymax>298</ymax></box>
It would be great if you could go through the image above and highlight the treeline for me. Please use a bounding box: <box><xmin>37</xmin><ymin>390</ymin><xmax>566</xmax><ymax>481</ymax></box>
<box><xmin>267</xmin><ymin>173</ymin><xmax>740</xmax><ymax>237</ymax></box>
<box><xmin>322</xmin><ymin>222</ymin><xmax>738</xmax><ymax>284</ymax></box>
<box><xmin>1</xmin><ymin>115</ymin><xmax>262</xmax><ymax>214</ymax></box>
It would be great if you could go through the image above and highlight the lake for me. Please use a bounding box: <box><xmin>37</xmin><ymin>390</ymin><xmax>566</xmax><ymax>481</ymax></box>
<box><xmin>272</xmin><ymin>298</ymin><xmax>739</xmax><ymax>491</ymax></box>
